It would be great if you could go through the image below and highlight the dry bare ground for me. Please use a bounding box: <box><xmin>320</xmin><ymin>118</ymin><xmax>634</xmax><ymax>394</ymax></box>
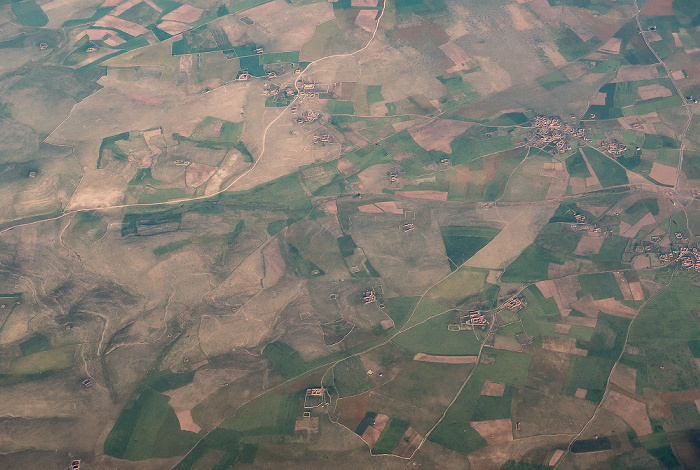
<box><xmin>481</xmin><ymin>381</ymin><xmax>506</xmax><ymax>397</ymax></box>
<box><xmin>262</xmin><ymin>241</ymin><xmax>286</xmax><ymax>288</ymax></box>
<box><xmin>650</xmin><ymin>162</ymin><xmax>678</xmax><ymax>185</ymax></box>
<box><xmin>574</xmin><ymin>234</ymin><xmax>604</xmax><ymax>256</ymax></box>
<box><xmin>162</xmin><ymin>5</ymin><xmax>202</xmax><ymax>22</ymax></box>
<box><xmin>603</xmin><ymin>390</ymin><xmax>652</xmax><ymax>436</ymax></box>
<box><xmin>186</xmin><ymin>162</ymin><xmax>217</xmax><ymax>188</ymax></box>
<box><xmin>470</xmin><ymin>419</ymin><xmax>513</xmax><ymax>444</ymax></box>
<box><xmin>613</xmin><ymin>65</ymin><xmax>659</xmax><ymax>82</ymax></box>
<box><xmin>599</xmin><ymin>37</ymin><xmax>622</xmax><ymax>54</ymax></box>
<box><xmin>392</xmin><ymin>427</ymin><xmax>422</xmax><ymax>457</ymax></box>
<box><xmin>641</xmin><ymin>0</ymin><xmax>674</xmax><ymax>16</ymax></box>
<box><xmin>355</xmin><ymin>10</ymin><xmax>378</xmax><ymax>33</ymax></box>
<box><xmin>439</xmin><ymin>42</ymin><xmax>473</xmax><ymax>73</ymax></box>
<box><xmin>610</xmin><ymin>363</ymin><xmax>637</xmax><ymax>394</ymax></box>
<box><xmin>542</xmin><ymin>336</ymin><xmax>588</xmax><ymax>356</ymax></box>
<box><xmin>637</xmin><ymin>84</ymin><xmax>673</xmax><ymax>100</ymax></box>
<box><xmin>413</xmin><ymin>354</ymin><xmax>478</xmax><ymax>364</ymax></box>
<box><xmin>408</xmin><ymin>119</ymin><xmax>472</xmax><ymax>153</ymax></box>
<box><xmin>337</xmin><ymin>157</ymin><xmax>360</xmax><ymax>176</ymax></box>
<box><xmin>555</xmin><ymin>323</ymin><xmax>572</xmax><ymax>333</ymax></box>
<box><xmin>394</xmin><ymin>190</ymin><xmax>448</xmax><ymax>200</ymax></box>
<box><xmin>176</xmin><ymin>409</ymin><xmax>201</xmax><ymax>433</ymax></box>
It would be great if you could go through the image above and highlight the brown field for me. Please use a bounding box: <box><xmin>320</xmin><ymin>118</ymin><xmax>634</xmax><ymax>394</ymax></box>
<box><xmin>575</xmin><ymin>388</ymin><xmax>587</xmax><ymax>399</ymax></box>
<box><xmin>158</xmin><ymin>21</ymin><xmax>191</xmax><ymax>35</ymax></box>
<box><xmin>613</xmin><ymin>65</ymin><xmax>659</xmax><ymax>82</ymax></box>
<box><xmin>395</xmin><ymin>190</ymin><xmax>448</xmax><ymax>201</ymax></box>
<box><xmin>407</xmin><ymin>119</ymin><xmax>472</xmax><ymax>154</ymax></box>
<box><xmin>620</xmin><ymin>212</ymin><xmax>656</xmax><ymax>238</ymax></box>
<box><xmin>337</xmin><ymin>157</ymin><xmax>360</xmax><ymax>177</ymax></box>
<box><xmin>591</xmin><ymin>298</ymin><xmax>638</xmax><ymax>318</ymax></box>
<box><xmin>577</xmin><ymin>203</ymin><xmax>609</xmax><ymax>218</ymax></box>
<box><xmin>637</xmin><ymin>84</ymin><xmax>673</xmax><ymax>100</ymax></box>
<box><xmin>574</xmin><ymin>234</ymin><xmax>604</xmax><ymax>256</ymax></box>
<box><xmin>361</xmin><ymin>425</ymin><xmax>382</xmax><ymax>447</ymax></box>
<box><xmin>358</xmin><ymin>204</ymin><xmax>384</xmax><ymax>214</ymax></box>
<box><xmin>599</xmin><ymin>37</ymin><xmax>622</xmax><ymax>54</ymax></box>
<box><xmin>481</xmin><ymin>381</ymin><xmax>506</xmax><ymax>397</ymax></box>
<box><xmin>176</xmin><ymin>409</ymin><xmax>201</xmax><ymax>433</ymax></box>
<box><xmin>94</xmin><ymin>15</ymin><xmax>149</xmax><ymax>36</ymax></box>
<box><xmin>650</xmin><ymin>162</ymin><xmax>677</xmax><ymax>185</ymax></box>
<box><xmin>374</xmin><ymin>201</ymin><xmax>403</xmax><ymax>214</ymax></box>
<box><xmin>262</xmin><ymin>241</ymin><xmax>285</xmax><ymax>288</ymax></box>
<box><xmin>610</xmin><ymin>363</ymin><xmax>637</xmax><ymax>394</ymax></box>
<box><xmin>494</xmin><ymin>335</ymin><xmax>523</xmax><ymax>352</ymax></box>
<box><xmin>570</xmin><ymin>177</ymin><xmax>586</xmax><ymax>195</ymax></box>
<box><xmin>185</xmin><ymin>162</ymin><xmax>217</xmax><ymax>188</ymax></box>
<box><xmin>548</xmin><ymin>259</ymin><xmax>579</xmax><ymax>279</ymax></box>
<box><xmin>295</xmin><ymin>416</ymin><xmax>320</xmax><ymax>433</ymax></box>
<box><xmin>542</xmin><ymin>336</ymin><xmax>588</xmax><ymax>356</ymax></box>
<box><xmin>549</xmin><ymin>449</ymin><xmax>565</xmax><ymax>466</ymax></box>
<box><xmin>162</xmin><ymin>4</ymin><xmax>203</xmax><ymax>23</ymax></box>
<box><xmin>336</xmin><ymin>392</ymin><xmax>369</xmax><ymax>431</ymax></box>
<box><xmin>613</xmin><ymin>271</ymin><xmax>634</xmax><ymax>301</ymax></box>
<box><xmin>603</xmin><ymin>391</ymin><xmax>652</xmax><ymax>436</ymax></box>
<box><xmin>555</xmin><ymin>323</ymin><xmax>572</xmax><ymax>334</ymax></box>
<box><xmin>355</xmin><ymin>10</ymin><xmax>378</xmax><ymax>33</ymax></box>
<box><xmin>392</xmin><ymin>427</ymin><xmax>422</xmax><ymax>458</ymax></box>
<box><xmin>110</xmin><ymin>0</ymin><xmax>139</xmax><ymax>16</ymax></box>
<box><xmin>413</xmin><ymin>354</ymin><xmax>478</xmax><ymax>364</ymax></box>
<box><xmin>564</xmin><ymin>315</ymin><xmax>597</xmax><ymax>327</ymax></box>
<box><xmin>470</xmin><ymin>419</ymin><xmax>513</xmax><ymax>444</ymax></box>
<box><xmin>641</xmin><ymin>0</ymin><xmax>674</xmax><ymax>16</ymax></box>
<box><xmin>506</xmin><ymin>4</ymin><xmax>538</xmax><ymax>31</ymax></box>
<box><xmin>591</xmin><ymin>92</ymin><xmax>607</xmax><ymax>106</ymax></box>
<box><xmin>672</xmin><ymin>32</ymin><xmax>683</xmax><ymax>48</ymax></box>
<box><xmin>528</xmin><ymin>0</ymin><xmax>563</xmax><ymax>26</ymax></box>
<box><xmin>439</xmin><ymin>41</ymin><xmax>473</xmax><ymax>72</ymax></box>
<box><xmin>125</xmin><ymin>92</ymin><xmax>165</xmax><ymax>106</ymax></box>
<box><xmin>351</xmin><ymin>0</ymin><xmax>378</xmax><ymax>5</ymax></box>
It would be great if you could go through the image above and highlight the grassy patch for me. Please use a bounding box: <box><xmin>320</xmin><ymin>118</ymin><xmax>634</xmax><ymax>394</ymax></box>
<box><xmin>393</xmin><ymin>313</ymin><xmax>482</xmax><ymax>356</ymax></box>
<box><xmin>536</xmin><ymin>69</ymin><xmax>570</xmax><ymax>91</ymax></box>
<box><xmin>584</xmin><ymin>148</ymin><xmax>628</xmax><ymax>187</ymax></box>
<box><xmin>562</xmin><ymin>355</ymin><xmax>615</xmax><ymax>403</ymax></box>
<box><xmin>566</xmin><ymin>151</ymin><xmax>591</xmax><ymax>178</ymax></box>
<box><xmin>577</xmin><ymin>272</ymin><xmax>624</xmax><ymax>300</ymax></box>
<box><xmin>440</xmin><ymin>226</ymin><xmax>501</xmax><ymax>270</ymax></box>
<box><xmin>501</xmin><ymin>245</ymin><xmax>567</xmax><ymax>283</ymax></box>
<box><xmin>645</xmin><ymin>343</ymin><xmax>700</xmax><ymax>392</ymax></box>
<box><xmin>153</xmin><ymin>239</ymin><xmax>192</xmax><ymax>256</ymax></box>
<box><xmin>18</xmin><ymin>334</ymin><xmax>50</xmax><ymax>356</ymax></box>
<box><xmin>323</xmin><ymin>100</ymin><xmax>355</xmax><ymax>115</ymax></box>
<box><xmin>386</xmin><ymin>296</ymin><xmax>420</xmax><ymax>329</ymax></box>
<box><xmin>367</xmin><ymin>85</ymin><xmax>384</xmax><ymax>103</ymax></box>
<box><xmin>104</xmin><ymin>387</ymin><xmax>199</xmax><ymax>460</ymax></box>
<box><xmin>263</xmin><ymin>342</ymin><xmax>307</xmax><ymax>379</ymax></box>
<box><xmin>12</xmin><ymin>0</ymin><xmax>48</xmax><ymax>26</ymax></box>
<box><xmin>372</xmin><ymin>418</ymin><xmax>410</xmax><ymax>454</ymax></box>
<box><xmin>219</xmin><ymin>391</ymin><xmax>297</xmax><ymax>437</ymax></box>
<box><xmin>470</xmin><ymin>385</ymin><xmax>514</xmax><ymax>420</ymax></box>
<box><xmin>9</xmin><ymin>344</ymin><xmax>74</xmax><ymax>374</ymax></box>
<box><xmin>629</xmin><ymin>275</ymin><xmax>700</xmax><ymax>346</ymax></box>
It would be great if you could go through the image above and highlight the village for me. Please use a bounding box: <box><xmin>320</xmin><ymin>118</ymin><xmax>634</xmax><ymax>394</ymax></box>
<box><xmin>529</xmin><ymin>115</ymin><xmax>589</xmax><ymax>154</ymax></box>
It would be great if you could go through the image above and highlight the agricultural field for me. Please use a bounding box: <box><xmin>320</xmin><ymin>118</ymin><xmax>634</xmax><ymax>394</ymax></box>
<box><xmin>0</xmin><ymin>0</ymin><xmax>699</xmax><ymax>467</ymax></box>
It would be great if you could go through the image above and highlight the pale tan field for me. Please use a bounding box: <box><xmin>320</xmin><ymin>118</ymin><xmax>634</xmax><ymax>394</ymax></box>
<box><xmin>470</xmin><ymin>419</ymin><xmax>513</xmax><ymax>444</ymax></box>
<box><xmin>413</xmin><ymin>354</ymin><xmax>478</xmax><ymax>364</ymax></box>
<box><xmin>603</xmin><ymin>391</ymin><xmax>652</xmax><ymax>436</ymax></box>
<box><xmin>407</xmin><ymin>119</ymin><xmax>472</xmax><ymax>154</ymax></box>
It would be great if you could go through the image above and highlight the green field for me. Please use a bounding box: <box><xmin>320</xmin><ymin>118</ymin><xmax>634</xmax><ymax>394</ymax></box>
<box><xmin>153</xmin><ymin>239</ymin><xmax>192</xmax><ymax>256</ymax></box>
<box><xmin>566</xmin><ymin>151</ymin><xmax>591</xmax><ymax>178</ymax></box>
<box><xmin>220</xmin><ymin>391</ymin><xmax>298</xmax><ymax>437</ymax></box>
<box><xmin>536</xmin><ymin>69</ymin><xmax>570</xmax><ymax>91</ymax></box>
<box><xmin>470</xmin><ymin>385</ymin><xmax>513</xmax><ymax>421</ymax></box>
<box><xmin>8</xmin><ymin>344</ymin><xmax>74</xmax><ymax>375</ymax></box>
<box><xmin>372</xmin><ymin>418</ymin><xmax>410</xmax><ymax>454</ymax></box>
<box><xmin>562</xmin><ymin>355</ymin><xmax>615</xmax><ymax>403</ymax></box>
<box><xmin>12</xmin><ymin>0</ymin><xmax>48</xmax><ymax>26</ymax></box>
<box><xmin>386</xmin><ymin>296</ymin><xmax>421</xmax><ymax>329</ymax></box>
<box><xmin>18</xmin><ymin>334</ymin><xmax>50</xmax><ymax>356</ymax></box>
<box><xmin>333</xmin><ymin>356</ymin><xmax>373</xmax><ymax>396</ymax></box>
<box><xmin>583</xmin><ymin>149</ymin><xmax>629</xmax><ymax>187</ymax></box>
<box><xmin>393</xmin><ymin>313</ymin><xmax>482</xmax><ymax>356</ymax></box>
<box><xmin>629</xmin><ymin>275</ymin><xmax>700</xmax><ymax>346</ymax></box>
<box><xmin>577</xmin><ymin>272</ymin><xmax>623</xmax><ymax>301</ymax></box>
<box><xmin>441</xmin><ymin>226</ymin><xmax>501</xmax><ymax>270</ymax></box>
<box><xmin>104</xmin><ymin>388</ymin><xmax>200</xmax><ymax>460</ymax></box>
